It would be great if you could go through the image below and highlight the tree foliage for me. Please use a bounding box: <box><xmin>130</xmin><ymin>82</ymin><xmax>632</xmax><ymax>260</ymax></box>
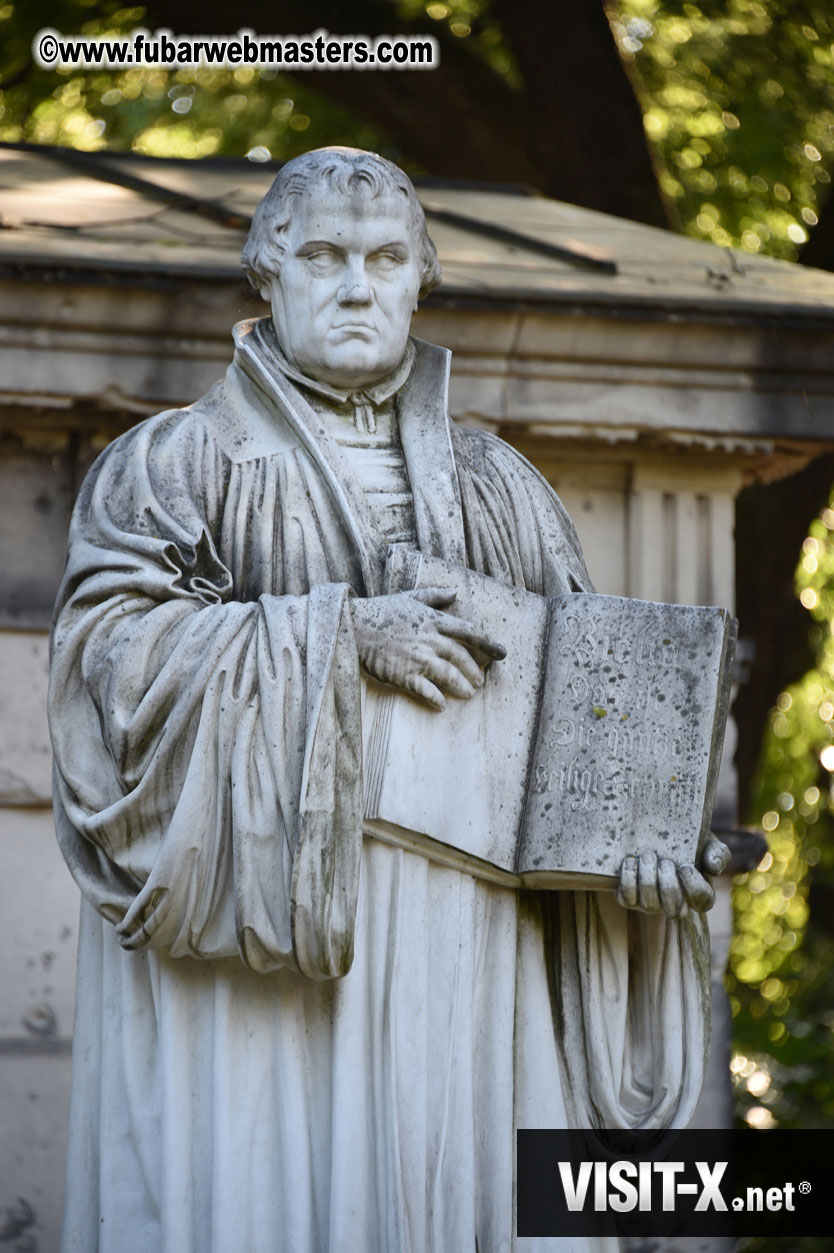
<box><xmin>615</xmin><ymin>0</ymin><xmax>834</xmax><ymax>258</ymax></box>
<box><xmin>730</xmin><ymin>500</ymin><xmax>834</xmax><ymax>1134</ymax></box>
<box><xmin>2</xmin><ymin>1</ymin><xmax>833</xmax><ymax>262</ymax></box>
<box><xmin>0</xmin><ymin>0</ymin><xmax>660</xmax><ymax>221</ymax></box>
<box><xmin>0</xmin><ymin>3</ymin><xmax>390</xmax><ymax>163</ymax></box>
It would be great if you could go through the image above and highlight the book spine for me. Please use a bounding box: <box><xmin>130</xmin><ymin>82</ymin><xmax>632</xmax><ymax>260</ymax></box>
<box><xmin>364</xmin><ymin>548</ymin><xmax>425</xmax><ymax>818</ymax></box>
<box><xmin>697</xmin><ymin>612</ymin><xmax>738</xmax><ymax>853</ymax></box>
<box><xmin>513</xmin><ymin>595</ymin><xmax>556</xmax><ymax>874</ymax></box>
<box><xmin>364</xmin><ymin>690</ymin><xmax>396</xmax><ymax>818</ymax></box>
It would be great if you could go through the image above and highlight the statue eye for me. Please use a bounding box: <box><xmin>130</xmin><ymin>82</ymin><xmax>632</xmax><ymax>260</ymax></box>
<box><xmin>301</xmin><ymin>247</ymin><xmax>340</xmax><ymax>272</ymax></box>
<box><xmin>370</xmin><ymin>250</ymin><xmax>405</xmax><ymax>273</ymax></box>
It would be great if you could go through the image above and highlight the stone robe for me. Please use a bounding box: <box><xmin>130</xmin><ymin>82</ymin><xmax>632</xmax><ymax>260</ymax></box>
<box><xmin>49</xmin><ymin>320</ymin><xmax>710</xmax><ymax>1253</ymax></box>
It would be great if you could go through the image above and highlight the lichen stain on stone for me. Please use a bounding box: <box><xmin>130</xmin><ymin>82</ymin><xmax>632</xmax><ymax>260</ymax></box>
<box><xmin>21</xmin><ymin>1003</ymin><xmax>56</xmax><ymax>1038</ymax></box>
<box><xmin>0</xmin><ymin>1197</ymin><xmax>36</xmax><ymax>1245</ymax></box>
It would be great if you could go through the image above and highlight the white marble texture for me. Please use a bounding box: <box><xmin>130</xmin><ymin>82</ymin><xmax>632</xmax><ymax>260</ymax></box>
<box><xmin>49</xmin><ymin>149</ymin><xmax>723</xmax><ymax>1253</ymax></box>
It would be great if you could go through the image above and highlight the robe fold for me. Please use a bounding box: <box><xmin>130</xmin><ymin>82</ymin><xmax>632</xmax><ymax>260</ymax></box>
<box><xmin>50</xmin><ymin>320</ymin><xmax>710</xmax><ymax>1253</ymax></box>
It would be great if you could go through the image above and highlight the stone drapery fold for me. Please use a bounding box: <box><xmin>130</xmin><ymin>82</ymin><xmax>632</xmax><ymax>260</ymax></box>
<box><xmin>50</xmin><ymin>324</ymin><xmax>711</xmax><ymax>1252</ymax></box>
<box><xmin>50</xmin><ymin>407</ymin><xmax>363</xmax><ymax>979</ymax></box>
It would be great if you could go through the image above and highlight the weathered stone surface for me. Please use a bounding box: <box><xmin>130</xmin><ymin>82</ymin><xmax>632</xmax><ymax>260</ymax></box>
<box><xmin>0</xmin><ymin>1051</ymin><xmax>72</xmax><ymax>1253</ymax></box>
<box><xmin>365</xmin><ymin>552</ymin><xmax>735</xmax><ymax>890</ymax></box>
<box><xmin>0</xmin><ymin>808</ymin><xmax>77</xmax><ymax>1253</ymax></box>
<box><xmin>0</xmin><ymin>632</ymin><xmax>51</xmax><ymax>805</ymax></box>
<box><xmin>524</xmin><ymin>594</ymin><xmax>735</xmax><ymax>882</ymax></box>
<box><xmin>0</xmin><ymin>808</ymin><xmax>78</xmax><ymax>1039</ymax></box>
<box><xmin>363</xmin><ymin>552</ymin><xmax>548</xmax><ymax>879</ymax></box>
<box><xmin>47</xmin><ymin>147</ymin><xmax>720</xmax><ymax>1253</ymax></box>
<box><xmin>0</xmin><ymin>441</ymin><xmax>76</xmax><ymax>629</ymax></box>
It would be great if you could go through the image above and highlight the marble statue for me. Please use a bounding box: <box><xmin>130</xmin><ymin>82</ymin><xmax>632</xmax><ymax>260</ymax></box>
<box><xmin>49</xmin><ymin>147</ymin><xmax>729</xmax><ymax>1253</ymax></box>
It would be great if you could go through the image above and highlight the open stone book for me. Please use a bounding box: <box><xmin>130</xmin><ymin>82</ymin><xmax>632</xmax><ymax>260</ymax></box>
<box><xmin>361</xmin><ymin>549</ymin><xmax>737</xmax><ymax>890</ymax></box>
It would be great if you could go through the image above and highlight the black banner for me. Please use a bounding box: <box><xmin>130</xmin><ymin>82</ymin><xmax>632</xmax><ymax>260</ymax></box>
<box><xmin>517</xmin><ymin>1129</ymin><xmax>833</xmax><ymax>1239</ymax></box>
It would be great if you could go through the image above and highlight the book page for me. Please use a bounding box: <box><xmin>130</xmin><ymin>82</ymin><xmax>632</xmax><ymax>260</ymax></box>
<box><xmin>362</xmin><ymin>555</ymin><xmax>548</xmax><ymax>873</ymax></box>
<box><xmin>518</xmin><ymin>595</ymin><xmax>735</xmax><ymax>885</ymax></box>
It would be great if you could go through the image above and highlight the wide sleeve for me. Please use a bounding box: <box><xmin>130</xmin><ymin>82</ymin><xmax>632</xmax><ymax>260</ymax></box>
<box><xmin>48</xmin><ymin>410</ymin><xmax>363</xmax><ymax>981</ymax></box>
<box><xmin>455</xmin><ymin>426</ymin><xmax>712</xmax><ymax>1129</ymax></box>
<box><xmin>546</xmin><ymin>892</ymin><xmax>710</xmax><ymax>1130</ymax></box>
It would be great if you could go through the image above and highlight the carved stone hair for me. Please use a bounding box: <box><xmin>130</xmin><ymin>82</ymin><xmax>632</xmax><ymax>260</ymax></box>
<box><xmin>241</xmin><ymin>146</ymin><xmax>442</xmax><ymax>301</ymax></box>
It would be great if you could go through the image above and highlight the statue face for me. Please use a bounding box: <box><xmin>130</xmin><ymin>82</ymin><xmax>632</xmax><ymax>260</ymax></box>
<box><xmin>264</xmin><ymin>185</ymin><xmax>422</xmax><ymax>389</ymax></box>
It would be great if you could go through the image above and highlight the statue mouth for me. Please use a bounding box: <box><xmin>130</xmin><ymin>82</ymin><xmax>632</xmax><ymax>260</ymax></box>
<box><xmin>331</xmin><ymin>323</ymin><xmax>378</xmax><ymax>340</ymax></box>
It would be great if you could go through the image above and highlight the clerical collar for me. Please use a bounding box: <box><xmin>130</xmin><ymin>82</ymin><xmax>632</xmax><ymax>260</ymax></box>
<box><xmin>252</xmin><ymin>318</ymin><xmax>415</xmax><ymax>435</ymax></box>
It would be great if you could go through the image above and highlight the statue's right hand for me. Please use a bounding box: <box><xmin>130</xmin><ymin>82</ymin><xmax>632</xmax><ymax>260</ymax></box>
<box><xmin>350</xmin><ymin>587</ymin><xmax>507</xmax><ymax>710</ymax></box>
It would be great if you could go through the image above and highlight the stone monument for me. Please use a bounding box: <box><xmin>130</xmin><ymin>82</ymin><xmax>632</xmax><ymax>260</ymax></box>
<box><xmin>48</xmin><ymin>147</ymin><xmax>729</xmax><ymax>1253</ymax></box>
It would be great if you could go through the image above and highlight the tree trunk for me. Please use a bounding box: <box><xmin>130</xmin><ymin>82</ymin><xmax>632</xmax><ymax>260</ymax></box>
<box><xmin>799</xmin><ymin>188</ymin><xmax>834</xmax><ymax>272</ymax></box>
<box><xmin>494</xmin><ymin>0</ymin><xmax>670</xmax><ymax>225</ymax></box>
<box><xmin>734</xmin><ymin>454</ymin><xmax>834</xmax><ymax>814</ymax></box>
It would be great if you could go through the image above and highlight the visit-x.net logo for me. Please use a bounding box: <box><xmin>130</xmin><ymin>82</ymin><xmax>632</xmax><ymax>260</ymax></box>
<box><xmin>517</xmin><ymin>1129</ymin><xmax>831</xmax><ymax>1238</ymax></box>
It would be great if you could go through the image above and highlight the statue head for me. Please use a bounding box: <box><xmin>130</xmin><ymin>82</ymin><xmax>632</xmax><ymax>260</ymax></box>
<box><xmin>241</xmin><ymin>147</ymin><xmax>442</xmax><ymax>389</ymax></box>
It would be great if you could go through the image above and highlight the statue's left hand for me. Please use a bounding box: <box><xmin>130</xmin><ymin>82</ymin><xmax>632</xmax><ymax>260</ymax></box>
<box><xmin>615</xmin><ymin>838</ymin><xmax>731</xmax><ymax>917</ymax></box>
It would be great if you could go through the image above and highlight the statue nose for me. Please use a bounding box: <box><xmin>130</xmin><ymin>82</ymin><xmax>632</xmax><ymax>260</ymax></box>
<box><xmin>339</xmin><ymin>284</ymin><xmax>371</xmax><ymax>305</ymax></box>
<box><xmin>338</xmin><ymin>266</ymin><xmax>372</xmax><ymax>304</ymax></box>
